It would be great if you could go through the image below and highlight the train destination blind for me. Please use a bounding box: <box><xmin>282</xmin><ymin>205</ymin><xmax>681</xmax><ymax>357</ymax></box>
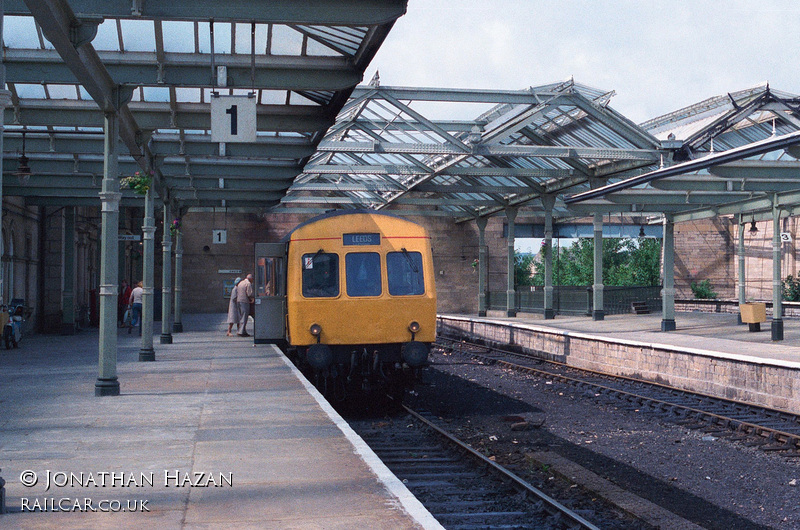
<box><xmin>343</xmin><ymin>233</ymin><xmax>380</xmax><ymax>246</ymax></box>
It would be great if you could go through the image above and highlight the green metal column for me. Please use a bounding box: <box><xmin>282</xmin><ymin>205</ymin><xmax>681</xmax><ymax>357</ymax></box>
<box><xmin>737</xmin><ymin>215</ymin><xmax>746</xmax><ymax>325</ymax></box>
<box><xmin>476</xmin><ymin>216</ymin><xmax>488</xmax><ymax>317</ymax></box>
<box><xmin>96</xmin><ymin>111</ymin><xmax>122</xmax><ymax>396</ymax></box>
<box><xmin>542</xmin><ymin>196</ymin><xmax>555</xmax><ymax>319</ymax></box>
<box><xmin>772</xmin><ymin>199</ymin><xmax>784</xmax><ymax>341</ymax></box>
<box><xmin>0</xmin><ymin>6</ymin><xmax>8</xmax><ymax>305</ymax></box>
<box><xmin>173</xmin><ymin>225</ymin><xmax>183</xmax><ymax>333</ymax></box>
<box><xmin>160</xmin><ymin>204</ymin><xmax>173</xmax><ymax>344</ymax></box>
<box><xmin>592</xmin><ymin>213</ymin><xmax>604</xmax><ymax>321</ymax></box>
<box><xmin>505</xmin><ymin>207</ymin><xmax>517</xmax><ymax>317</ymax></box>
<box><xmin>661</xmin><ymin>215</ymin><xmax>676</xmax><ymax>332</ymax></box>
<box><xmin>61</xmin><ymin>206</ymin><xmax>76</xmax><ymax>335</ymax></box>
<box><xmin>139</xmin><ymin>186</ymin><xmax>156</xmax><ymax>361</ymax></box>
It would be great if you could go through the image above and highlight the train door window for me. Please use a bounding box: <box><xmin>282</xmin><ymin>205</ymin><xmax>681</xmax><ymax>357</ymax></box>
<box><xmin>387</xmin><ymin>250</ymin><xmax>424</xmax><ymax>296</ymax></box>
<box><xmin>302</xmin><ymin>252</ymin><xmax>339</xmax><ymax>298</ymax></box>
<box><xmin>345</xmin><ymin>252</ymin><xmax>381</xmax><ymax>297</ymax></box>
<box><xmin>256</xmin><ymin>257</ymin><xmax>283</xmax><ymax>296</ymax></box>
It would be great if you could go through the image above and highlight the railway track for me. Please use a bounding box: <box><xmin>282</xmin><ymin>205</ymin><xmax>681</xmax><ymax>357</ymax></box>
<box><xmin>435</xmin><ymin>334</ymin><xmax>800</xmax><ymax>455</ymax></box>
<box><xmin>350</xmin><ymin>407</ymin><xmax>606</xmax><ymax>530</ymax></box>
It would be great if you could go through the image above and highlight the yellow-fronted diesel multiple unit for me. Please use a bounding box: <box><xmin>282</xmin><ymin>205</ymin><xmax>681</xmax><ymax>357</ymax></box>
<box><xmin>283</xmin><ymin>210</ymin><xmax>436</xmax><ymax>400</ymax></box>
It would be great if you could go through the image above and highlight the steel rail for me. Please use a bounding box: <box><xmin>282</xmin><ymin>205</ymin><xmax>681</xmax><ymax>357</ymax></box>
<box><xmin>435</xmin><ymin>336</ymin><xmax>800</xmax><ymax>451</ymax></box>
<box><xmin>402</xmin><ymin>405</ymin><xmax>602</xmax><ymax>530</ymax></box>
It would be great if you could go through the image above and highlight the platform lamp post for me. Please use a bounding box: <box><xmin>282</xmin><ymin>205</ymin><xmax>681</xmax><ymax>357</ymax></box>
<box><xmin>0</xmin><ymin>6</ymin><xmax>8</xmax><ymax>305</ymax></box>
<box><xmin>737</xmin><ymin>214</ymin><xmax>746</xmax><ymax>325</ymax></box>
<box><xmin>96</xmin><ymin>109</ymin><xmax>122</xmax><ymax>396</ymax></box>
<box><xmin>592</xmin><ymin>213</ymin><xmax>604</xmax><ymax>320</ymax></box>
<box><xmin>476</xmin><ymin>216</ymin><xmax>488</xmax><ymax>317</ymax></box>
<box><xmin>160</xmin><ymin>203</ymin><xmax>173</xmax><ymax>344</ymax></box>
<box><xmin>772</xmin><ymin>198</ymin><xmax>784</xmax><ymax>341</ymax></box>
<box><xmin>505</xmin><ymin>207</ymin><xmax>517</xmax><ymax>317</ymax></box>
<box><xmin>139</xmin><ymin>184</ymin><xmax>156</xmax><ymax>361</ymax></box>
<box><xmin>173</xmin><ymin>208</ymin><xmax>183</xmax><ymax>333</ymax></box>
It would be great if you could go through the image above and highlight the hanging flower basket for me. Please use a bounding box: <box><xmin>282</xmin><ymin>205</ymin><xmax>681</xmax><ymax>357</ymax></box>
<box><xmin>169</xmin><ymin>218</ymin><xmax>181</xmax><ymax>237</ymax></box>
<box><xmin>120</xmin><ymin>171</ymin><xmax>151</xmax><ymax>196</ymax></box>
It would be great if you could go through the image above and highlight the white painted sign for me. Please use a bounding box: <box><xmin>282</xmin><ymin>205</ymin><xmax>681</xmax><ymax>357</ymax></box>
<box><xmin>781</xmin><ymin>232</ymin><xmax>792</xmax><ymax>243</ymax></box>
<box><xmin>212</xmin><ymin>229</ymin><xmax>227</xmax><ymax>244</ymax></box>
<box><xmin>218</xmin><ymin>269</ymin><xmax>242</xmax><ymax>274</ymax></box>
<box><xmin>211</xmin><ymin>95</ymin><xmax>257</xmax><ymax>143</ymax></box>
<box><xmin>118</xmin><ymin>234</ymin><xmax>141</xmax><ymax>241</ymax></box>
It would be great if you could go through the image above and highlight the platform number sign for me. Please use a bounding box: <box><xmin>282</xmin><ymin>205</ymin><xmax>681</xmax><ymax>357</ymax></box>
<box><xmin>211</xmin><ymin>95</ymin><xmax>257</xmax><ymax>143</ymax></box>
<box><xmin>212</xmin><ymin>230</ymin><xmax>227</xmax><ymax>244</ymax></box>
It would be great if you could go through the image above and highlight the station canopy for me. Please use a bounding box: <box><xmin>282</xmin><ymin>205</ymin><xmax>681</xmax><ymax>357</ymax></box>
<box><xmin>284</xmin><ymin>81</ymin><xmax>800</xmax><ymax>224</ymax></box>
<box><xmin>1</xmin><ymin>0</ymin><xmax>407</xmax><ymax>209</ymax></box>
<box><xmin>4</xmin><ymin>3</ymin><xmax>800</xmax><ymax>223</ymax></box>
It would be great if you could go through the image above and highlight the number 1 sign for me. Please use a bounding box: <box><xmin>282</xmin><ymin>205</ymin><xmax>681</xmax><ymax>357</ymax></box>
<box><xmin>211</xmin><ymin>95</ymin><xmax>257</xmax><ymax>143</ymax></box>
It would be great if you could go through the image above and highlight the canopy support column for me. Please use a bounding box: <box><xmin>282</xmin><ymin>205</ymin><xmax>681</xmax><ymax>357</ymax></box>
<box><xmin>592</xmin><ymin>213</ymin><xmax>604</xmax><ymax>321</ymax></box>
<box><xmin>173</xmin><ymin>225</ymin><xmax>183</xmax><ymax>333</ymax></box>
<box><xmin>737</xmin><ymin>215</ymin><xmax>746</xmax><ymax>325</ymax></box>
<box><xmin>543</xmin><ymin>195</ymin><xmax>555</xmax><ymax>319</ymax></box>
<box><xmin>160</xmin><ymin>204</ymin><xmax>173</xmax><ymax>344</ymax></box>
<box><xmin>661</xmin><ymin>215</ymin><xmax>676</xmax><ymax>332</ymax></box>
<box><xmin>505</xmin><ymin>207</ymin><xmax>517</xmax><ymax>317</ymax></box>
<box><xmin>476</xmin><ymin>216</ymin><xmax>488</xmax><ymax>317</ymax></box>
<box><xmin>61</xmin><ymin>206</ymin><xmax>76</xmax><ymax>335</ymax></box>
<box><xmin>772</xmin><ymin>199</ymin><xmax>784</xmax><ymax>341</ymax></box>
<box><xmin>139</xmin><ymin>186</ymin><xmax>156</xmax><ymax>361</ymax></box>
<box><xmin>96</xmin><ymin>111</ymin><xmax>122</xmax><ymax>396</ymax></box>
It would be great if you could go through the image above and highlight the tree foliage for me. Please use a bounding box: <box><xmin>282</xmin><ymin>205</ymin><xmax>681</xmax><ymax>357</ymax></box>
<box><xmin>527</xmin><ymin>237</ymin><xmax>661</xmax><ymax>287</ymax></box>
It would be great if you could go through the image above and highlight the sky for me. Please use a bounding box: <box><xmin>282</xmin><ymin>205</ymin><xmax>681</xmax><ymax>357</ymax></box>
<box><xmin>366</xmin><ymin>1</ymin><xmax>800</xmax><ymax>253</ymax></box>
<box><xmin>368</xmin><ymin>0</ymin><xmax>800</xmax><ymax>124</ymax></box>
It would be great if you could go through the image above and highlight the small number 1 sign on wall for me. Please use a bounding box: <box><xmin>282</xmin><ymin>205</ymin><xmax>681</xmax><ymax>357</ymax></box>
<box><xmin>213</xmin><ymin>230</ymin><xmax>227</xmax><ymax>244</ymax></box>
<box><xmin>211</xmin><ymin>95</ymin><xmax>257</xmax><ymax>143</ymax></box>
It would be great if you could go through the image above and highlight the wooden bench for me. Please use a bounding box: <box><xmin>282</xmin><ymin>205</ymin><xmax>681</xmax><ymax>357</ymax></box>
<box><xmin>739</xmin><ymin>303</ymin><xmax>766</xmax><ymax>332</ymax></box>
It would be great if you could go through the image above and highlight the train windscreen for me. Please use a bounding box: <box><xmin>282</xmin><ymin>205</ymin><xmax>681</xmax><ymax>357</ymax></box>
<box><xmin>346</xmin><ymin>252</ymin><xmax>382</xmax><ymax>297</ymax></box>
<box><xmin>302</xmin><ymin>253</ymin><xmax>339</xmax><ymax>298</ymax></box>
<box><xmin>387</xmin><ymin>251</ymin><xmax>424</xmax><ymax>296</ymax></box>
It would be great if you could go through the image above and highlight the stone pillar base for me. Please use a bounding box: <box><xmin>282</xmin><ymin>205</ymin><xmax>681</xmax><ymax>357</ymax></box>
<box><xmin>544</xmin><ymin>308</ymin><xmax>555</xmax><ymax>320</ymax></box>
<box><xmin>478</xmin><ymin>310</ymin><xmax>486</xmax><ymax>317</ymax></box>
<box><xmin>737</xmin><ymin>313</ymin><xmax>743</xmax><ymax>325</ymax></box>
<box><xmin>95</xmin><ymin>378</ymin><xmax>120</xmax><ymax>397</ymax></box>
<box><xmin>772</xmin><ymin>319</ymin><xmax>784</xmax><ymax>341</ymax></box>
<box><xmin>139</xmin><ymin>348</ymin><xmax>155</xmax><ymax>362</ymax></box>
<box><xmin>592</xmin><ymin>310</ymin><xmax>605</xmax><ymax>321</ymax></box>
<box><xmin>506</xmin><ymin>309</ymin><xmax>516</xmax><ymax>317</ymax></box>
<box><xmin>661</xmin><ymin>319</ymin><xmax>676</xmax><ymax>332</ymax></box>
<box><xmin>160</xmin><ymin>334</ymin><xmax>173</xmax><ymax>344</ymax></box>
<box><xmin>172</xmin><ymin>322</ymin><xmax>183</xmax><ymax>333</ymax></box>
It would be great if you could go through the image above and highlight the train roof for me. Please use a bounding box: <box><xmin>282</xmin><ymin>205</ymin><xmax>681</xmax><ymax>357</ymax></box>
<box><xmin>282</xmin><ymin>209</ymin><xmax>420</xmax><ymax>243</ymax></box>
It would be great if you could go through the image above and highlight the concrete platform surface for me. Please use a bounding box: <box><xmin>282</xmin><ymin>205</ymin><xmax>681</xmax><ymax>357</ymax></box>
<box><xmin>0</xmin><ymin>314</ymin><xmax>440</xmax><ymax>529</ymax></box>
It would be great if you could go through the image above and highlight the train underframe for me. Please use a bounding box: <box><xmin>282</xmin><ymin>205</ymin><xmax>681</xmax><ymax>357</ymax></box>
<box><xmin>290</xmin><ymin>342</ymin><xmax>429</xmax><ymax>409</ymax></box>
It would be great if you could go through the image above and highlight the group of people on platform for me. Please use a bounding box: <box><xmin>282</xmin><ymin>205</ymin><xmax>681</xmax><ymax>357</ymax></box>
<box><xmin>117</xmin><ymin>279</ymin><xmax>144</xmax><ymax>335</ymax></box>
<box><xmin>227</xmin><ymin>274</ymin><xmax>254</xmax><ymax>337</ymax></box>
<box><xmin>118</xmin><ymin>274</ymin><xmax>254</xmax><ymax>338</ymax></box>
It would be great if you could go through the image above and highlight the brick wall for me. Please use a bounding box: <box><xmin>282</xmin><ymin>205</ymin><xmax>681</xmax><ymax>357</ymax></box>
<box><xmin>674</xmin><ymin>217</ymin><xmax>735</xmax><ymax>299</ymax></box>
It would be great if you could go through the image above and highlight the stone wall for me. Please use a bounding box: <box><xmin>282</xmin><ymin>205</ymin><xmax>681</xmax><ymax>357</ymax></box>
<box><xmin>438</xmin><ymin>315</ymin><xmax>800</xmax><ymax>413</ymax></box>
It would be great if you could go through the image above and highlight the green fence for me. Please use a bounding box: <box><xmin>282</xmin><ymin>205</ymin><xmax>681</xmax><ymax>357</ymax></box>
<box><xmin>486</xmin><ymin>286</ymin><xmax>662</xmax><ymax>315</ymax></box>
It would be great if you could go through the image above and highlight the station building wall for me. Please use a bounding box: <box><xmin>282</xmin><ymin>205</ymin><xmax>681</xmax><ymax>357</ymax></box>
<box><xmin>674</xmin><ymin>217</ymin><xmax>736</xmax><ymax>300</ymax></box>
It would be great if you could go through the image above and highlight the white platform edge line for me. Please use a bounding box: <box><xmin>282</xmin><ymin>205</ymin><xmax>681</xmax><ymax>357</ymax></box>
<box><xmin>273</xmin><ymin>345</ymin><xmax>444</xmax><ymax>530</ymax></box>
<box><xmin>440</xmin><ymin>315</ymin><xmax>800</xmax><ymax>370</ymax></box>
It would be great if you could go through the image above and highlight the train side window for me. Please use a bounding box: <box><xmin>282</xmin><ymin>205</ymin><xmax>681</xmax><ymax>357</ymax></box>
<box><xmin>345</xmin><ymin>252</ymin><xmax>381</xmax><ymax>297</ymax></box>
<box><xmin>387</xmin><ymin>251</ymin><xmax>424</xmax><ymax>296</ymax></box>
<box><xmin>302</xmin><ymin>253</ymin><xmax>339</xmax><ymax>298</ymax></box>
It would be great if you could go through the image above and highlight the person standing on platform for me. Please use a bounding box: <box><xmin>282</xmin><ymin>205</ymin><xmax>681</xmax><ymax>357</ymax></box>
<box><xmin>226</xmin><ymin>277</ymin><xmax>242</xmax><ymax>337</ymax></box>
<box><xmin>235</xmin><ymin>274</ymin><xmax>254</xmax><ymax>337</ymax></box>
<box><xmin>118</xmin><ymin>279</ymin><xmax>132</xmax><ymax>327</ymax></box>
<box><xmin>128</xmin><ymin>281</ymin><xmax>144</xmax><ymax>335</ymax></box>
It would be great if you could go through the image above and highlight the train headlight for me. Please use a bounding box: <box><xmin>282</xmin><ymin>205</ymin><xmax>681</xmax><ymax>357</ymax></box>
<box><xmin>408</xmin><ymin>321</ymin><xmax>420</xmax><ymax>333</ymax></box>
<box><xmin>310</xmin><ymin>323</ymin><xmax>322</xmax><ymax>337</ymax></box>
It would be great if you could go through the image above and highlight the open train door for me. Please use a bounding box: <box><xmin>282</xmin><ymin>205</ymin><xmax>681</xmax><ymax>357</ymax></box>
<box><xmin>254</xmin><ymin>243</ymin><xmax>286</xmax><ymax>344</ymax></box>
